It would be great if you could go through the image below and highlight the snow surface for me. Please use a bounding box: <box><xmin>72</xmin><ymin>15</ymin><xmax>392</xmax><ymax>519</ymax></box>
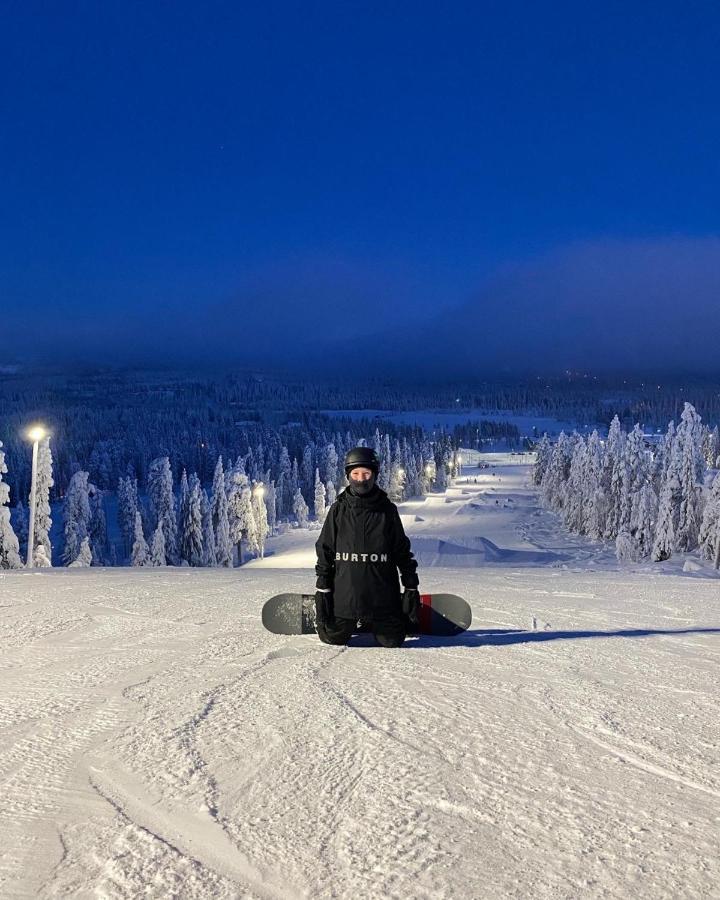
<box><xmin>2</xmin><ymin>453</ymin><xmax>719</xmax><ymax>898</ymax></box>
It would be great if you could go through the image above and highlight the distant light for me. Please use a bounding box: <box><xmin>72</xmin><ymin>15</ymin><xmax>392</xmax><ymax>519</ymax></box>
<box><xmin>254</xmin><ymin>484</ymin><xmax>265</xmax><ymax>498</ymax></box>
<box><xmin>27</xmin><ymin>425</ymin><xmax>47</xmax><ymax>442</ymax></box>
<box><xmin>397</xmin><ymin>468</ymin><xmax>404</xmax><ymax>477</ymax></box>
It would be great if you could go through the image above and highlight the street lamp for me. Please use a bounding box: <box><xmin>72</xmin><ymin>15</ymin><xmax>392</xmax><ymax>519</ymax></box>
<box><xmin>26</xmin><ymin>424</ymin><xmax>48</xmax><ymax>567</ymax></box>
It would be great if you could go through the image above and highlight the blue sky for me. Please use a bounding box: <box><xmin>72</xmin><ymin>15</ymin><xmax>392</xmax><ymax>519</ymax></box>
<box><xmin>2</xmin><ymin>2</ymin><xmax>720</xmax><ymax>373</ymax></box>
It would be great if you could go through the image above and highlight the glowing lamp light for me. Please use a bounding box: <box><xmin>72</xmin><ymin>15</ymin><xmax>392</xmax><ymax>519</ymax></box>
<box><xmin>27</xmin><ymin>425</ymin><xmax>48</xmax><ymax>442</ymax></box>
<box><xmin>254</xmin><ymin>484</ymin><xmax>265</xmax><ymax>498</ymax></box>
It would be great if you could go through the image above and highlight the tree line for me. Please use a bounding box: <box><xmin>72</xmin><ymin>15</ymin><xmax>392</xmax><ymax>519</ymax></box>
<box><xmin>1</xmin><ymin>428</ymin><xmax>462</xmax><ymax>568</ymax></box>
<box><xmin>533</xmin><ymin>403</ymin><xmax>720</xmax><ymax>563</ymax></box>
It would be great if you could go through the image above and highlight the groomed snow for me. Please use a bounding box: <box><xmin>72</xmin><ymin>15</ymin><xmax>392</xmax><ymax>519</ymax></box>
<box><xmin>1</xmin><ymin>453</ymin><xmax>719</xmax><ymax>898</ymax></box>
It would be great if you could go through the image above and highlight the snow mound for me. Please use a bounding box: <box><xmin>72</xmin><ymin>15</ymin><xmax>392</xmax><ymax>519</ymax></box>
<box><xmin>411</xmin><ymin>536</ymin><xmax>563</xmax><ymax>568</ymax></box>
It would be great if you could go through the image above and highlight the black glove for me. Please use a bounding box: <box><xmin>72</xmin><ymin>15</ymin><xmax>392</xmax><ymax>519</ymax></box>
<box><xmin>315</xmin><ymin>590</ymin><xmax>334</xmax><ymax>627</ymax></box>
<box><xmin>402</xmin><ymin>588</ymin><xmax>421</xmax><ymax>629</ymax></box>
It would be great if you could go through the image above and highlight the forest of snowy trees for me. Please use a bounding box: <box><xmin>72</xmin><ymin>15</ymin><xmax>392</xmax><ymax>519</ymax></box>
<box><xmin>0</xmin><ymin>426</ymin><xmax>461</xmax><ymax>569</ymax></box>
<box><xmin>4</xmin><ymin>368</ymin><xmax>720</xmax><ymax>506</ymax></box>
<box><xmin>533</xmin><ymin>403</ymin><xmax>720</xmax><ymax>564</ymax></box>
<box><xmin>5</xmin><ymin>365</ymin><xmax>720</xmax><ymax>570</ymax></box>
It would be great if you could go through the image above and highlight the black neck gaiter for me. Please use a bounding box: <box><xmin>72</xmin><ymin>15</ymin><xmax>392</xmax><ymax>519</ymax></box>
<box><xmin>349</xmin><ymin>477</ymin><xmax>376</xmax><ymax>497</ymax></box>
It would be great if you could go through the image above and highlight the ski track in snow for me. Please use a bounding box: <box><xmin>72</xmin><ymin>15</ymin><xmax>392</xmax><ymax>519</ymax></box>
<box><xmin>0</xmin><ymin>452</ymin><xmax>719</xmax><ymax>898</ymax></box>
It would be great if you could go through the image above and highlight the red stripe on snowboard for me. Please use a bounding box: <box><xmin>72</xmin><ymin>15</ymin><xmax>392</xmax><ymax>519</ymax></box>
<box><xmin>419</xmin><ymin>594</ymin><xmax>433</xmax><ymax>633</ymax></box>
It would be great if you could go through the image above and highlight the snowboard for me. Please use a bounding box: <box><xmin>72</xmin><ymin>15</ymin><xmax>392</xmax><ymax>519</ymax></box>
<box><xmin>261</xmin><ymin>593</ymin><xmax>472</xmax><ymax>637</ymax></box>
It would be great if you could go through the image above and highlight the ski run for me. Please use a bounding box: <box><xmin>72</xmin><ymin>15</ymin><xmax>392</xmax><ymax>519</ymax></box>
<box><xmin>1</xmin><ymin>452</ymin><xmax>718</xmax><ymax>899</ymax></box>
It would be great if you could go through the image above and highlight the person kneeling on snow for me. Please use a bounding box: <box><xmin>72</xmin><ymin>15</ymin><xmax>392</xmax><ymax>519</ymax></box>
<box><xmin>314</xmin><ymin>446</ymin><xmax>420</xmax><ymax>647</ymax></box>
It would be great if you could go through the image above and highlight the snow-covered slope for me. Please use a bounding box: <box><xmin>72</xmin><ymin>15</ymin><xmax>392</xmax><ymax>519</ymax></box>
<box><xmin>1</xmin><ymin>454</ymin><xmax>719</xmax><ymax>898</ymax></box>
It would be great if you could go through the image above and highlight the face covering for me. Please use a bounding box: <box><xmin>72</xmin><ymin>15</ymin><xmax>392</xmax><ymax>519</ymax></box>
<box><xmin>349</xmin><ymin>475</ymin><xmax>375</xmax><ymax>495</ymax></box>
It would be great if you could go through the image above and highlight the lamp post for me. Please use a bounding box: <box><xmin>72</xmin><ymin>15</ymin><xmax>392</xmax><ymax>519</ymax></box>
<box><xmin>26</xmin><ymin>425</ymin><xmax>48</xmax><ymax>567</ymax></box>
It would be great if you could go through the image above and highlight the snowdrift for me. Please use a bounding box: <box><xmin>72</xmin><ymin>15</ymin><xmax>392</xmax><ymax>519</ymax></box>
<box><xmin>411</xmin><ymin>535</ymin><xmax>563</xmax><ymax>567</ymax></box>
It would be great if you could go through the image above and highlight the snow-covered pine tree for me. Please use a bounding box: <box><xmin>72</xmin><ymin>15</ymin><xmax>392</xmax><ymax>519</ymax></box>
<box><xmin>603</xmin><ymin>419</ymin><xmax>628</xmax><ymax>539</ymax></box>
<box><xmin>277</xmin><ymin>446</ymin><xmax>292</xmax><ymax>518</ymax></box>
<box><xmin>293</xmin><ymin>487</ymin><xmax>309</xmax><ymax>528</ymax></box>
<box><xmin>631</xmin><ymin>482</ymin><xmax>658</xmax><ymax>560</ymax></box>
<box><xmin>616</xmin><ymin>453</ymin><xmax>633</xmax><ymax>536</ymax></box>
<box><xmin>0</xmin><ymin>440</ymin><xmax>22</xmax><ymax>569</ymax></box>
<box><xmin>677</xmin><ymin>403</ymin><xmax>705</xmax><ymax>482</ymax></box>
<box><xmin>68</xmin><ymin>536</ymin><xmax>92</xmax><ymax>568</ymax></box>
<box><xmin>301</xmin><ymin>444</ymin><xmax>314</xmax><ymax>496</ymax></box>
<box><xmin>275</xmin><ymin>471</ymin><xmax>287</xmax><ymax>521</ymax></box>
<box><xmin>211</xmin><ymin>457</ymin><xmax>232</xmax><ymax>567</ymax></box>
<box><xmin>265</xmin><ymin>480</ymin><xmax>277</xmax><ymax>536</ymax></box>
<box><xmin>324</xmin><ymin>443</ymin><xmax>339</xmax><ymax>492</ymax></box>
<box><xmin>582</xmin><ymin>431</ymin><xmax>605</xmax><ymax>537</ymax></box>
<box><xmin>704</xmin><ymin>425</ymin><xmax>720</xmax><ymax>468</ymax></box>
<box><xmin>290</xmin><ymin>458</ymin><xmax>300</xmax><ymax>506</ymax></box>
<box><xmin>615</xmin><ymin>529</ymin><xmax>638</xmax><ymax>563</ymax></box>
<box><xmin>325</xmin><ymin>478</ymin><xmax>336</xmax><ymax>507</ymax></box>
<box><xmin>676</xmin><ymin>431</ymin><xmax>704</xmax><ymax>552</ymax></box>
<box><xmin>585</xmin><ymin>486</ymin><xmax>608</xmax><ymax>542</ymax></box>
<box><xmin>563</xmin><ymin>437</ymin><xmax>589</xmax><ymax>534</ymax></box>
<box><xmin>387</xmin><ymin>439</ymin><xmax>406</xmax><ymax>503</ymax></box>
<box><xmin>147</xmin><ymin>456</ymin><xmax>178</xmax><ymax>564</ymax></box>
<box><xmin>625</xmin><ymin>424</ymin><xmax>648</xmax><ymax>492</ymax></box>
<box><xmin>130</xmin><ymin>511</ymin><xmax>149</xmax><ymax>566</ymax></box>
<box><xmin>227</xmin><ymin>470</ymin><xmax>257</xmax><ymax>564</ymax></box>
<box><xmin>373</xmin><ymin>429</ymin><xmax>388</xmax><ymax>489</ymax></box>
<box><xmin>659</xmin><ymin>421</ymin><xmax>676</xmax><ymax>484</ymax></box>
<box><xmin>33</xmin><ymin>436</ymin><xmax>54</xmax><ymax>566</ymax></box>
<box><xmin>178</xmin><ymin>468</ymin><xmax>190</xmax><ymax>542</ymax></box>
<box><xmin>180</xmin><ymin>473</ymin><xmax>204</xmax><ymax>566</ymax></box>
<box><xmin>117</xmin><ymin>474</ymin><xmax>138</xmax><ymax>559</ymax></box>
<box><xmin>381</xmin><ymin>434</ymin><xmax>393</xmax><ymax>490</ymax></box>
<box><xmin>251</xmin><ymin>484</ymin><xmax>269</xmax><ymax>559</ymax></box>
<box><xmin>405</xmin><ymin>447</ymin><xmax>421</xmax><ymax>499</ymax></box>
<box><xmin>201</xmin><ymin>488</ymin><xmax>216</xmax><ymax>566</ymax></box>
<box><xmin>698</xmin><ymin>472</ymin><xmax>720</xmax><ymax>562</ymax></box>
<box><xmin>314</xmin><ymin>468</ymin><xmax>326</xmax><ymax>521</ymax></box>
<box><xmin>335</xmin><ymin>432</ymin><xmax>346</xmax><ymax>473</ymax></box>
<box><xmin>12</xmin><ymin>499</ymin><xmax>28</xmax><ymax>560</ymax></box>
<box><xmin>63</xmin><ymin>470</ymin><xmax>91</xmax><ymax>566</ymax></box>
<box><xmin>532</xmin><ymin>434</ymin><xmax>552</xmax><ymax>486</ymax></box>
<box><xmin>88</xmin><ymin>485</ymin><xmax>108</xmax><ymax>565</ymax></box>
<box><xmin>651</xmin><ymin>476</ymin><xmax>677</xmax><ymax>562</ymax></box>
<box><xmin>150</xmin><ymin>525</ymin><xmax>167</xmax><ymax>566</ymax></box>
<box><xmin>435</xmin><ymin>449</ymin><xmax>448</xmax><ymax>490</ymax></box>
<box><xmin>540</xmin><ymin>431</ymin><xmax>572</xmax><ymax>512</ymax></box>
<box><xmin>422</xmin><ymin>457</ymin><xmax>436</xmax><ymax>493</ymax></box>
<box><xmin>33</xmin><ymin>544</ymin><xmax>51</xmax><ymax>567</ymax></box>
<box><xmin>675</xmin><ymin>404</ymin><xmax>705</xmax><ymax>552</ymax></box>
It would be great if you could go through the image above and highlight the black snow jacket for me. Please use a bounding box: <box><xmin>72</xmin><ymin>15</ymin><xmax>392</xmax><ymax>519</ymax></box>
<box><xmin>315</xmin><ymin>484</ymin><xmax>419</xmax><ymax>620</ymax></box>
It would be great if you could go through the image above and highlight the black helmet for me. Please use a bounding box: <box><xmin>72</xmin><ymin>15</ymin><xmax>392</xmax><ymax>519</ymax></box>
<box><xmin>344</xmin><ymin>446</ymin><xmax>379</xmax><ymax>477</ymax></box>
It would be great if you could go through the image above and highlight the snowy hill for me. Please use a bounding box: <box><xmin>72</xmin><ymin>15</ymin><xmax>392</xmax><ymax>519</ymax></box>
<box><xmin>1</xmin><ymin>454</ymin><xmax>719</xmax><ymax>898</ymax></box>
